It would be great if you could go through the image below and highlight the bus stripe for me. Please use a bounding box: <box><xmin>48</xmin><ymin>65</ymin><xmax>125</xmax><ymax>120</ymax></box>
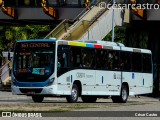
<box><xmin>86</xmin><ymin>43</ymin><xmax>94</xmax><ymax>48</ymax></box>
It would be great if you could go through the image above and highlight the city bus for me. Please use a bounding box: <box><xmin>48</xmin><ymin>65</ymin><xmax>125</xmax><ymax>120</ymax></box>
<box><xmin>11</xmin><ymin>39</ymin><xmax>153</xmax><ymax>103</ymax></box>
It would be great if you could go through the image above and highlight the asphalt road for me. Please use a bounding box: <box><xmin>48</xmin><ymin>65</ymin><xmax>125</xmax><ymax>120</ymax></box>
<box><xmin>0</xmin><ymin>91</ymin><xmax>159</xmax><ymax>120</ymax></box>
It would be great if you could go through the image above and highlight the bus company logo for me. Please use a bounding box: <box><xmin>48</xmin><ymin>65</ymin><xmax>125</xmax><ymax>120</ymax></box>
<box><xmin>76</xmin><ymin>72</ymin><xmax>85</xmax><ymax>78</ymax></box>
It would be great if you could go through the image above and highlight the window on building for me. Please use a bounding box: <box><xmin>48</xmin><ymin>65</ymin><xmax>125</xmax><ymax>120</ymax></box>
<box><xmin>47</xmin><ymin>0</ymin><xmax>58</xmax><ymax>6</ymax></box>
<box><xmin>3</xmin><ymin>0</ymin><xmax>16</xmax><ymax>7</ymax></box>
<box><xmin>18</xmin><ymin>0</ymin><xmax>35</xmax><ymax>7</ymax></box>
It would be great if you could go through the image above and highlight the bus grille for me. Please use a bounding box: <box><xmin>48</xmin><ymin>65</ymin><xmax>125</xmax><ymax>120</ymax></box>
<box><xmin>19</xmin><ymin>88</ymin><xmax>43</xmax><ymax>94</ymax></box>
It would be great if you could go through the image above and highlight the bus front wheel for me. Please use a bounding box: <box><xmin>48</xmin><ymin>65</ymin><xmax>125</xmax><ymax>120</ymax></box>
<box><xmin>32</xmin><ymin>95</ymin><xmax>44</xmax><ymax>103</ymax></box>
<box><xmin>66</xmin><ymin>84</ymin><xmax>79</xmax><ymax>103</ymax></box>
<box><xmin>111</xmin><ymin>85</ymin><xmax>128</xmax><ymax>103</ymax></box>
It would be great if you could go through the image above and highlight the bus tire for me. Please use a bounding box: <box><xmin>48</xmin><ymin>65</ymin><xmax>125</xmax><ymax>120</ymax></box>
<box><xmin>120</xmin><ymin>85</ymin><xmax>128</xmax><ymax>103</ymax></box>
<box><xmin>111</xmin><ymin>85</ymin><xmax>128</xmax><ymax>103</ymax></box>
<box><xmin>66</xmin><ymin>84</ymin><xmax>79</xmax><ymax>103</ymax></box>
<box><xmin>32</xmin><ymin>95</ymin><xmax>44</xmax><ymax>103</ymax></box>
<box><xmin>81</xmin><ymin>96</ymin><xmax>97</xmax><ymax>103</ymax></box>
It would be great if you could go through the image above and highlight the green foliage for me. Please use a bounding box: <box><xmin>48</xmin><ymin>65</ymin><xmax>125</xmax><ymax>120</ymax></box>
<box><xmin>0</xmin><ymin>25</ymin><xmax>55</xmax><ymax>51</ymax></box>
<box><xmin>103</xmin><ymin>27</ymin><xmax>126</xmax><ymax>44</ymax></box>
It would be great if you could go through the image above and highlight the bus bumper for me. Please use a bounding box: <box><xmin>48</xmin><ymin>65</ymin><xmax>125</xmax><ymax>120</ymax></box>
<box><xmin>11</xmin><ymin>85</ymin><xmax>57</xmax><ymax>95</ymax></box>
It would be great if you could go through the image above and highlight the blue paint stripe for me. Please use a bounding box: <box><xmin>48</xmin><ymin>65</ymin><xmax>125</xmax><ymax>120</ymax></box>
<box><xmin>102</xmin><ymin>76</ymin><xmax>104</xmax><ymax>84</ymax></box>
<box><xmin>86</xmin><ymin>43</ymin><xmax>94</xmax><ymax>48</ymax></box>
<box><xmin>15</xmin><ymin>79</ymin><xmax>49</xmax><ymax>87</ymax></box>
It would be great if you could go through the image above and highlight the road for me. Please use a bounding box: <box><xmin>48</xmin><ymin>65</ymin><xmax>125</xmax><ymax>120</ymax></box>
<box><xmin>0</xmin><ymin>91</ymin><xmax>160</xmax><ymax>120</ymax></box>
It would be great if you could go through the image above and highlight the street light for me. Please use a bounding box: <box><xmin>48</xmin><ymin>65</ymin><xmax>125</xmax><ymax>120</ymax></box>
<box><xmin>111</xmin><ymin>0</ymin><xmax>115</xmax><ymax>42</ymax></box>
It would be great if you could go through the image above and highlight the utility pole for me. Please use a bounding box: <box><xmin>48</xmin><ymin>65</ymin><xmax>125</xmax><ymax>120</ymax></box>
<box><xmin>111</xmin><ymin>0</ymin><xmax>115</xmax><ymax>42</ymax></box>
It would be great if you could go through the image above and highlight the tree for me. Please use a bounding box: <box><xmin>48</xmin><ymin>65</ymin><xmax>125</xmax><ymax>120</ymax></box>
<box><xmin>103</xmin><ymin>26</ymin><xmax>126</xmax><ymax>44</ymax></box>
<box><xmin>0</xmin><ymin>25</ymin><xmax>55</xmax><ymax>51</ymax></box>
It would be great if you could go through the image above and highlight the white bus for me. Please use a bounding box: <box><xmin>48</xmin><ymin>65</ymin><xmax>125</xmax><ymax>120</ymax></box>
<box><xmin>11</xmin><ymin>39</ymin><xmax>153</xmax><ymax>103</ymax></box>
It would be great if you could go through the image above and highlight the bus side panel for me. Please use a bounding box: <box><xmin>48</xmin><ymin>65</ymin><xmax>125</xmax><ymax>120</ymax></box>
<box><xmin>95</xmin><ymin>71</ymin><xmax>121</xmax><ymax>96</ymax></box>
<box><xmin>124</xmin><ymin>72</ymin><xmax>151</xmax><ymax>95</ymax></box>
<box><xmin>94</xmin><ymin>71</ymin><xmax>113</xmax><ymax>96</ymax></box>
<box><xmin>57</xmin><ymin>69</ymin><xmax>96</xmax><ymax>96</ymax></box>
<box><xmin>122</xmin><ymin>72</ymin><xmax>134</xmax><ymax>96</ymax></box>
<box><xmin>70</xmin><ymin>69</ymin><xmax>96</xmax><ymax>95</ymax></box>
<box><xmin>57</xmin><ymin>72</ymin><xmax>71</xmax><ymax>95</ymax></box>
<box><xmin>78</xmin><ymin>69</ymin><xmax>96</xmax><ymax>95</ymax></box>
<box><xmin>132</xmin><ymin>73</ymin><xmax>143</xmax><ymax>95</ymax></box>
<box><xmin>143</xmin><ymin>73</ymin><xmax>153</xmax><ymax>93</ymax></box>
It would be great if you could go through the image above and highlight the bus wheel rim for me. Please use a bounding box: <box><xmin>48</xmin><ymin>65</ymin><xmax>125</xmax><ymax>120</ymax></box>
<box><xmin>122</xmin><ymin>89</ymin><xmax>127</xmax><ymax>100</ymax></box>
<box><xmin>71</xmin><ymin>88</ymin><xmax>77</xmax><ymax>101</ymax></box>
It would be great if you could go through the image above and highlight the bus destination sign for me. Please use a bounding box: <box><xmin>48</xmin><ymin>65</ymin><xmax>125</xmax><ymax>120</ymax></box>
<box><xmin>20</xmin><ymin>43</ymin><xmax>50</xmax><ymax>48</ymax></box>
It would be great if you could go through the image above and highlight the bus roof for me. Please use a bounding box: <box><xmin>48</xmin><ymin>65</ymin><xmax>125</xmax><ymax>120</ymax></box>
<box><xmin>16</xmin><ymin>39</ymin><xmax>56</xmax><ymax>43</ymax></box>
<box><xmin>56</xmin><ymin>40</ymin><xmax>151</xmax><ymax>54</ymax></box>
<box><xmin>15</xmin><ymin>39</ymin><xmax>151</xmax><ymax>54</ymax></box>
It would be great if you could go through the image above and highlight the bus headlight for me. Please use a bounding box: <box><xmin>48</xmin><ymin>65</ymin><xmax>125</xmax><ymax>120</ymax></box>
<box><xmin>47</xmin><ymin>78</ymin><xmax>55</xmax><ymax>86</ymax></box>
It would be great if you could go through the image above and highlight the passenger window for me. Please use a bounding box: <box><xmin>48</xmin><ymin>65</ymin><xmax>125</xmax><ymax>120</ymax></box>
<box><xmin>70</xmin><ymin>47</ymin><xmax>82</xmax><ymax>68</ymax></box>
<box><xmin>132</xmin><ymin>53</ymin><xmax>142</xmax><ymax>72</ymax></box>
<box><xmin>57</xmin><ymin>45</ymin><xmax>69</xmax><ymax>76</ymax></box>
<box><xmin>81</xmin><ymin>48</ymin><xmax>95</xmax><ymax>68</ymax></box>
<box><xmin>108</xmin><ymin>50</ymin><xmax>120</xmax><ymax>70</ymax></box>
<box><xmin>120</xmin><ymin>52</ymin><xmax>132</xmax><ymax>71</ymax></box>
<box><xmin>143</xmin><ymin>54</ymin><xmax>152</xmax><ymax>73</ymax></box>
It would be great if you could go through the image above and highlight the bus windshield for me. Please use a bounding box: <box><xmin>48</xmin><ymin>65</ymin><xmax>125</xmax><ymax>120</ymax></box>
<box><xmin>13</xmin><ymin>42</ymin><xmax>55</xmax><ymax>82</ymax></box>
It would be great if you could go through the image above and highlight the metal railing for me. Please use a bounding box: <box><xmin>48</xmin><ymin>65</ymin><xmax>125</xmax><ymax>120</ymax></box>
<box><xmin>44</xmin><ymin>0</ymin><xmax>108</xmax><ymax>39</ymax></box>
<box><xmin>0</xmin><ymin>60</ymin><xmax>11</xmax><ymax>86</ymax></box>
<box><xmin>44</xmin><ymin>19</ymin><xmax>68</xmax><ymax>39</ymax></box>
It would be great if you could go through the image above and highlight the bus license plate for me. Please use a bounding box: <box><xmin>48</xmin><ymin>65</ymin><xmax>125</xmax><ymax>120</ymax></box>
<box><xmin>27</xmin><ymin>91</ymin><xmax>35</xmax><ymax>94</ymax></box>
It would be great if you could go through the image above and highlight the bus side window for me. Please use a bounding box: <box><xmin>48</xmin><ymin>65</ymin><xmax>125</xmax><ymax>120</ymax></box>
<box><xmin>57</xmin><ymin>45</ymin><xmax>69</xmax><ymax>76</ymax></box>
<box><xmin>108</xmin><ymin>52</ymin><xmax>113</xmax><ymax>70</ymax></box>
<box><xmin>108</xmin><ymin>50</ymin><xmax>119</xmax><ymax>70</ymax></box>
<box><xmin>112</xmin><ymin>51</ymin><xmax>120</xmax><ymax>70</ymax></box>
<box><xmin>120</xmin><ymin>52</ymin><xmax>131</xmax><ymax>71</ymax></box>
<box><xmin>132</xmin><ymin>52</ymin><xmax>142</xmax><ymax>72</ymax></box>
<box><xmin>143</xmin><ymin>54</ymin><xmax>152</xmax><ymax>73</ymax></box>
<box><xmin>81</xmin><ymin>48</ymin><xmax>94</xmax><ymax>68</ymax></box>
<box><xmin>70</xmin><ymin>47</ymin><xmax>82</xmax><ymax>68</ymax></box>
<box><xmin>96</xmin><ymin>50</ymin><xmax>103</xmax><ymax>69</ymax></box>
<box><xmin>102</xmin><ymin>50</ymin><xmax>108</xmax><ymax>69</ymax></box>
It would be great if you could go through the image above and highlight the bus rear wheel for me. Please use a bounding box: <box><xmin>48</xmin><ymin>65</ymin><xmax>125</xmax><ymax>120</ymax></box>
<box><xmin>111</xmin><ymin>85</ymin><xmax>128</xmax><ymax>103</ymax></box>
<box><xmin>66</xmin><ymin>84</ymin><xmax>79</xmax><ymax>103</ymax></box>
<box><xmin>32</xmin><ymin>95</ymin><xmax>44</xmax><ymax>103</ymax></box>
<box><xmin>81</xmin><ymin>96</ymin><xmax>97</xmax><ymax>103</ymax></box>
